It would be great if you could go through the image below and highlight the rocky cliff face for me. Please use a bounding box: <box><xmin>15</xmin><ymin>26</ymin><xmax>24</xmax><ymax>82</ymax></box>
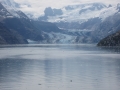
<box><xmin>0</xmin><ymin>22</ymin><xmax>28</xmax><ymax>44</ymax></box>
<box><xmin>97</xmin><ymin>31</ymin><xmax>120</xmax><ymax>46</ymax></box>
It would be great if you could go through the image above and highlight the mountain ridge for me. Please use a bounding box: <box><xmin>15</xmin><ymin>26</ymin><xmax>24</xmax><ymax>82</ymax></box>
<box><xmin>0</xmin><ymin>1</ymin><xmax>120</xmax><ymax>44</ymax></box>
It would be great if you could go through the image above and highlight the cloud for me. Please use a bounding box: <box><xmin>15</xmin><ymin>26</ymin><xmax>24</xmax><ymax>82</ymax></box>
<box><xmin>14</xmin><ymin>0</ymin><xmax>120</xmax><ymax>6</ymax></box>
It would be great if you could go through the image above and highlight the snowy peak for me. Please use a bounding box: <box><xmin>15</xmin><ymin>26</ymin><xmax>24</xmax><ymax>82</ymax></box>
<box><xmin>117</xmin><ymin>3</ymin><xmax>120</xmax><ymax>12</ymax></box>
<box><xmin>16</xmin><ymin>10</ymin><xmax>29</xmax><ymax>19</ymax></box>
<box><xmin>0</xmin><ymin>2</ymin><xmax>13</xmax><ymax>19</ymax></box>
<box><xmin>39</xmin><ymin>3</ymin><xmax>113</xmax><ymax>23</ymax></box>
<box><xmin>0</xmin><ymin>0</ymin><xmax>21</xmax><ymax>17</ymax></box>
<box><xmin>78</xmin><ymin>3</ymin><xmax>107</xmax><ymax>14</ymax></box>
<box><xmin>0</xmin><ymin>0</ymin><xmax>17</xmax><ymax>16</ymax></box>
<box><xmin>0</xmin><ymin>0</ymin><xmax>19</xmax><ymax>8</ymax></box>
<box><xmin>0</xmin><ymin>0</ymin><xmax>29</xmax><ymax>19</ymax></box>
<box><xmin>64</xmin><ymin>3</ymin><xmax>106</xmax><ymax>11</ymax></box>
<box><xmin>39</xmin><ymin>2</ymin><xmax>120</xmax><ymax>24</ymax></box>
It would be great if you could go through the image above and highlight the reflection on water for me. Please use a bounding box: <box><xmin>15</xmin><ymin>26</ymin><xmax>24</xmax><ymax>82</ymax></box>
<box><xmin>0</xmin><ymin>44</ymin><xmax>120</xmax><ymax>90</ymax></box>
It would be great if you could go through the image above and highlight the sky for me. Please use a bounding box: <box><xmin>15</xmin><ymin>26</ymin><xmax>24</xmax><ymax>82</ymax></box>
<box><xmin>14</xmin><ymin>0</ymin><xmax>120</xmax><ymax>18</ymax></box>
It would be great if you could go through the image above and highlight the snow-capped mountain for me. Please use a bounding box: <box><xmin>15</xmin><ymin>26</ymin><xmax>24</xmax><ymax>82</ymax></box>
<box><xmin>39</xmin><ymin>3</ymin><xmax>110</xmax><ymax>22</ymax></box>
<box><xmin>39</xmin><ymin>3</ymin><xmax>119</xmax><ymax>29</ymax></box>
<box><xmin>0</xmin><ymin>1</ymin><xmax>120</xmax><ymax>44</ymax></box>
<box><xmin>37</xmin><ymin>2</ymin><xmax>120</xmax><ymax>44</ymax></box>
<box><xmin>0</xmin><ymin>0</ymin><xmax>29</xmax><ymax>19</ymax></box>
<box><xmin>0</xmin><ymin>2</ymin><xmax>13</xmax><ymax>19</ymax></box>
<box><xmin>0</xmin><ymin>0</ymin><xmax>19</xmax><ymax>8</ymax></box>
<box><xmin>0</xmin><ymin>1</ymin><xmax>45</xmax><ymax>44</ymax></box>
<box><xmin>117</xmin><ymin>3</ymin><xmax>120</xmax><ymax>12</ymax></box>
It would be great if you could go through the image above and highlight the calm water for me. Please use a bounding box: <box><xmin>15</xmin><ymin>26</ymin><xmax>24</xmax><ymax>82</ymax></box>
<box><xmin>0</xmin><ymin>44</ymin><xmax>120</xmax><ymax>90</ymax></box>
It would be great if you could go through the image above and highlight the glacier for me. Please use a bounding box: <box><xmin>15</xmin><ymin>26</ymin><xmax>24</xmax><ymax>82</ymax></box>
<box><xmin>0</xmin><ymin>0</ymin><xmax>120</xmax><ymax>44</ymax></box>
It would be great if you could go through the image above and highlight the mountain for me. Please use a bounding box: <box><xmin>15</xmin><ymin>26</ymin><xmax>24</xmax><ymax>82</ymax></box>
<box><xmin>39</xmin><ymin>2</ymin><xmax>115</xmax><ymax>29</ymax></box>
<box><xmin>0</xmin><ymin>22</ymin><xmax>28</xmax><ymax>44</ymax></box>
<box><xmin>117</xmin><ymin>3</ymin><xmax>120</xmax><ymax>12</ymax></box>
<box><xmin>38</xmin><ymin>3</ymin><xmax>120</xmax><ymax>44</ymax></box>
<box><xmin>39</xmin><ymin>3</ymin><xmax>107</xmax><ymax>23</ymax></box>
<box><xmin>0</xmin><ymin>1</ymin><xmax>120</xmax><ymax>44</ymax></box>
<box><xmin>0</xmin><ymin>2</ymin><xmax>28</xmax><ymax>44</ymax></box>
<box><xmin>32</xmin><ymin>20</ymin><xmax>62</xmax><ymax>33</ymax></box>
<box><xmin>93</xmin><ymin>12</ymin><xmax>120</xmax><ymax>42</ymax></box>
<box><xmin>39</xmin><ymin>3</ymin><xmax>119</xmax><ymax>30</ymax></box>
<box><xmin>0</xmin><ymin>2</ymin><xmax>13</xmax><ymax>20</ymax></box>
<box><xmin>0</xmin><ymin>0</ymin><xmax>19</xmax><ymax>7</ymax></box>
<box><xmin>0</xmin><ymin>1</ymin><xmax>64</xmax><ymax>44</ymax></box>
<box><xmin>0</xmin><ymin>0</ymin><xmax>21</xmax><ymax>18</ymax></box>
<box><xmin>0</xmin><ymin>1</ymin><xmax>43</xmax><ymax>44</ymax></box>
<box><xmin>97</xmin><ymin>30</ymin><xmax>120</xmax><ymax>46</ymax></box>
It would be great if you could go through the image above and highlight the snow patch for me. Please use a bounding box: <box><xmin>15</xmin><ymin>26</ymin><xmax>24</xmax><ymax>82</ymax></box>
<box><xmin>39</xmin><ymin>3</ymin><xmax>118</xmax><ymax>23</ymax></box>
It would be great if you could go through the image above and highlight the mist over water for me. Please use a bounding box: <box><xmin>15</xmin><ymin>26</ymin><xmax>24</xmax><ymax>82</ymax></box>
<box><xmin>0</xmin><ymin>44</ymin><xmax>120</xmax><ymax>90</ymax></box>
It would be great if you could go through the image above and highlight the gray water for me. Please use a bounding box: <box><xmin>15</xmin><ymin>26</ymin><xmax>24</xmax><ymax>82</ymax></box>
<box><xmin>0</xmin><ymin>44</ymin><xmax>120</xmax><ymax>90</ymax></box>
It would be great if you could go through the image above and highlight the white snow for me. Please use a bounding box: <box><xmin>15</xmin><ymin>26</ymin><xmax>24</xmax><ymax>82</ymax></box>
<box><xmin>0</xmin><ymin>1</ymin><xmax>119</xmax><ymax>22</ymax></box>
<box><xmin>0</xmin><ymin>0</ymin><xmax>26</xmax><ymax>18</ymax></box>
<box><xmin>41</xmin><ymin>32</ymin><xmax>77</xmax><ymax>44</ymax></box>
<box><xmin>27</xmin><ymin>39</ymin><xmax>38</xmax><ymax>44</ymax></box>
<box><xmin>99</xmin><ymin>6</ymin><xmax>118</xmax><ymax>21</ymax></box>
<box><xmin>41</xmin><ymin>3</ymin><xmax>119</xmax><ymax>23</ymax></box>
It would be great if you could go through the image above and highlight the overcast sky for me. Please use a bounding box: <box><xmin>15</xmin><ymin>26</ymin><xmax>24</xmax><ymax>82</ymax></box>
<box><xmin>14</xmin><ymin>0</ymin><xmax>120</xmax><ymax>18</ymax></box>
